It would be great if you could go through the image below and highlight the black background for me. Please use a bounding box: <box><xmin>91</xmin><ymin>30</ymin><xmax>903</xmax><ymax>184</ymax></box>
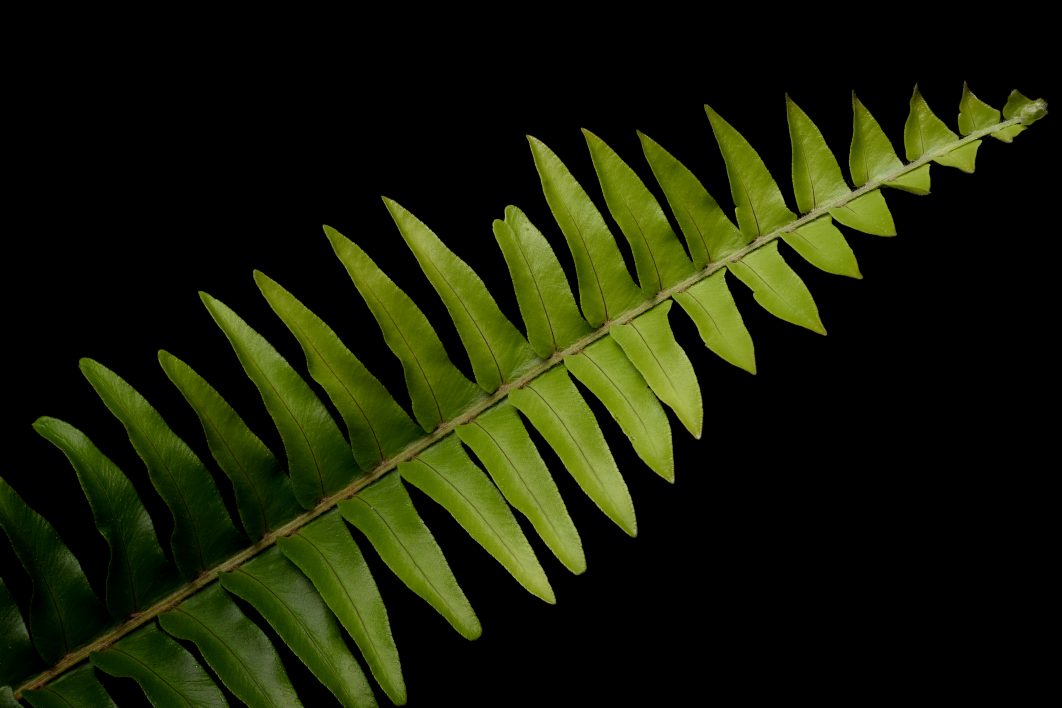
<box><xmin>3</xmin><ymin>30</ymin><xmax>1056</xmax><ymax>706</ymax></box>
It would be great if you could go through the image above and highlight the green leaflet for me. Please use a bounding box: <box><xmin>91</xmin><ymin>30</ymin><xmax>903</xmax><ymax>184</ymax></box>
<box><xmin>326</xmin><ymin>226</ymin><xmax>483</xmax><ymax>431</ymax></box>
<box><xmin>339</xmin><ymin>474</ymin><xmax>481</xmax><ymax>640</ymax></box>
<box><xmin>279</xmin><ymin>512</ymin><xmax>404</xmax><ymax>705</ymax></box>
<box><xmin>850</xmin><ymin>94</ymin><xmax>931</xmax><ymax>194</ymax></box>
<box><xmin>159</xmin><ymin>584</ymin><xmax>300</xmax><ymax>707</ymax></box>
<box><xmin>706</xmin><ymin>105</ymin><xmax>795</xmax><ymax>238</ymax></box>
<box><xmin>1</xmin><ymin>578</ymin><xmax>37</xmax><ymax>686</ymax></box>
<box><xmin>91</xmin><ymin>623</ymin><xmax>227</xmax><ymax>707</ymax></box>
<box><xmin>493</xmin><ymin>206</ymin><xmax>592</xmax><ymax>358</ymax></box>
<box><xmin>159</xmin><ymin>350</ymin><xmax>300</xmax><ymax>539</ymax></box>
<box><xmin>80</xmin><ymin>359</ymin><xmax>243</xmax><ymax>577</ymax></box>
<box><xmin>565</xmin><ymin>337</ymin><xmax>674</xmax><ymax>481</ymax></box>
<box><xmin>728</xmin><ymin>241</ymin><xmax>825</xmax><ymax>334</ymax></box>
<box><xmin>786</xmin><ymin>96</ymin><xmax>896</xmax><ymax>236</ymax></box>
<box><xmin>509</xmin><ymin>367</ymin><xmax>636</xmax><ymax>536</ymax></box>
<box><xmin>201</xmin><ymin>293</ymin><xmax>356</xmax><ymax>509</ymax></box>
<box><xmin>782</xmin><ymin>216</ymin><xmax>862</xmax><ymax>279</ymax></box>
<box><xmin>1002</xmin><ymin>89</ymin><xmax>1047</xmax><ymax>141</ymax></box>
<box><xmin>220</xmin><ymin>548</ymin><xmax>376</xmax><ymax>708</ymax></box>
<box><xmin>639</xmin><ymin>131</ymin><xmax>747</xmax><ymax>265</ymax></box>
<box><xmin>33</xmin><ymin>417</ymin><xmax>172</xmax><ymax>618</ymax></box>
<box><xmin>611</xmin><ymin>302</ymin><xmax>702</xmax><ymax>439</ymax></box>
<box><xmin>528</xmin><ymin>136</ymin><xmax>643</xmax><ymax>326</ymax></box>
<box><xmin>905</xmin><ymin>86</ymin><xmax>980</xmax><ymax>173</ymax></box>
<box><xmin>255</xmin><ymin>272</ymin><xmax>423</xmax><ymax>469</ymax></box>
<box><xmin>583</xmin><ymin>130</ymin><xmax>695</xmax><ymax>292</ymax></box>
<box><xmin>399</xmin><ymin>435</ymin><xmax>554</xmax><ymax>603</ymax></box>
<box><xmin>0</xmin><ymin>478</ymin><xmax>106</xmax><ymax>664</ymax></box>
<box><xmin>455</xmin><ymin>402</ymin><xmax>585</xmax><ymax>574</ymax></box>
<box><xmin>673</xmin><ymin>270</ymin><xmax>757</xmax><ymax>374</ymax></box>
<box><xmin>385</xmin><ymin>199</ymin><xmax>539</xmax><ymax>391</ymax></box>
<box><xmin>959</xmin><ymin>83</ymin><xmax>1001</xmax><ymax>135</ymax></box>
<box><xmin>23</xmin><ymin>666</ymin><xmax>114</xmax><ymax>708</ymax></box>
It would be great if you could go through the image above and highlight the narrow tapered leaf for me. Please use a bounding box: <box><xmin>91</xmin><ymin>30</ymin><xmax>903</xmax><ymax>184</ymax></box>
<box><xmin>279</xmin><ymin>512</ymin><xmax>404</xmax><ymax>705</ymax></box>
<box><xmin>91</xmin><ymin>623</ymin><xmax>227</xmax><ymax>708</ymax></box>
<box><xmin>0</xmin><ymin>478</ymin><xmax>107</xmax><ymax>664</ymax></box>
<box><xmin>728</xmin><ymin>241</ymin><xmax>825</xmax><ymax>334</ymax></box>
<box><xmin>221</xmin><ymin>548</ymin><xmax>376</xmax><ymax>708</ymax></box>
<box><xmin>455</xmin><ymin>402</ymin><xmax>585</xmax><ymax>574</ymax></box>
<box><xmin>782</xmin><ymin>216</ymin><xmax>862</xmax><ymax>279</ymax></box>
<box><xmin>1</xmin><ymin>578</ymin><xmax>38</xmax><ymax>686</ymax></box>
<box><xmin>958</xmin><ymin>83</ymin><xmax>1000</xmax><ymax>135</ymax></box>
<box><xmin>850</xmin><ymin>93</ymin><xmax>931</xmax><ymax>194</ymax></box>
<box><xmin>565</xmin><ymin>337</ymin><xmax>674</xmax><ymax>481</ymax></box>
<box><xmin>254</xmin><ymin>273</ymin><xmax>423</xmax><ymax>469</ymax></box>
<box><xmin>158</xmin><ymin>351</ymin><xmax>300</xmax><ymax>539</ymax></box>
<box><xmin>339</xmin><ymin>474</ymin><xmax>481</xmax><ymax>640</ymax></box>
<box><xmin>611</xmin><ymin>302</ymin><xmax>702</xmax><ymax>438</ymax></box>
<box><xmin>583</xmin><ymin>129</ymin><xmax>695</xmax><ymax>292</ymax></box>
<box><xmin>706</xmin><ymin>105</ymin><xmax>796</xmax><ymax>238</ymax></box>
<box><xmin>639</xmin><ymin>131</ymin><xmax>747</xmax><ymax>265</ymax></box>
<box><xmin>33</xmin><ymin>417</ymin><xmax>171</xmax><ymax>617</ymax></box>
<box><xmin>80</xmin><ymin>359</ymin><xmax>243</xmax><ymax>577</ymax></box>
<box><xmin>674</xmin><ymin>270</ymin><xmax>757</xmax><ymax>374</ymax></box>
<box><xmin>400</xmin><ymin>436</ymin><xmax>553</xmax><ymax>602</ymax></box>
<box><xmin>200</xmin><ymin>293</ymin><xmax>356</xmax><ymax>509</ymax></box>
<box><xmin>786</xmin><ymin>96</ymin><xmax>850</xmax><ymax>213</ymax></box>
<box><xmin>326</xmin><ymin>225</ymin><xmax>483</xmax><ymax>431</ymax></box>
<box><xmin>385</xmin><ymin>199</ymin><xmax>539</xmax><ymax>391</ymax></box>
<box><xmin>509</xmin><ymin>367</ymin><xmax>636</xmax><ymax>536</ymax></box>
<box><xmin>905</xmin><ymin>86</ymin><xmax>981</xmax><ymax>173</ymax></box>
<box><xmin>24</xmin><ymin>665</ymin><xmax>114</xmax><ymax>708</ymax></box>
<box><xmin>159</xmin><ymin>584</ymin><xmax>300</xmax><ymax>707</ymax></box>
<box><xmin>493</xmin><ymin>206</ymin><xmax>593</xmax><ymax>358</ymax></box>
<box><xmin>528</xmin><ymin>136</ymin><xmax>642</xmax><ymax>326</ymax></box>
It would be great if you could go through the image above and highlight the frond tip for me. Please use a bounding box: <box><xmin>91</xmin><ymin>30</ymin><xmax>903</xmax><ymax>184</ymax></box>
<box><xmin>2</xmin><ymin>83</ymin><xmax>1045</xmax><ymax>705</ymax></box>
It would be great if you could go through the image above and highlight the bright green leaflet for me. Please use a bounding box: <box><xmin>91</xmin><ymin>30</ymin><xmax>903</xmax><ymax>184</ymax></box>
<box><xmin>201</xmin><ymin>292</ymin><xmax>356</xmax><ymax>508</ymax></box>
<box><xmin>509</xmin><ymin>367</ymin><xmax>636</xmax><ymax>536</ymax></box>
<box><xmin>0</xmin><ymin>479</ymin><xmax>106</xmax><ymax>664</ymax></box>
<box><xmin>611</xmin><ymin>302</ymin><xmax>703</xmax><ymax>439</ymax></box>
<box><xmin>91</xmin><ymin>623</ymin><xmax>227</xmax><ymax>708</ymax></box>
<box><xmin>639</xmin><ymin>131</ymin><xmax>747</xmax><ymax>265</ymax></box>
<box><xmin>385</xmin><ymin>198</ymin><xmax>539</xmax><ymax>391</ymax></box>
<box><xmin>786</xmin><ymin>96</ymin><xmax>896</xmax><ymax>236</ymax></box>
<box><xmin>455</xmin><ymin>402</ymin><xmax>586</xmax><ymax>574</ymax></box>
<box><xmin>583</xmin><ymin>129</ymin><xmax>695</xmax><ymax>292</ymax></box>
<box><xmin>1000</xmin><ymin>89</ymin><xmax>1047</xmax><ymax>141</ymax></box>
<box><xmin>326</xmin><ymin>225</ymin><xmax>483</xmax><ymax>431</ymax></box>
<box><xmin>220</xmin><ymin>548</ymin><xmax>376</xmax><ymax>708</ymax></box>
<box><xmin>23</xmin><ymin>666</ymin><xmax>114</xmax><ymax>708</ymax></box>
<box><xmin>255</xmin><ymin>272</ymin><xmax>423</xmax><ymax>469</ymax></box>
<box><xmin>399</xmin><ymin>435</ymin><xmax>553</xmax><ymax>603</ymax></box>
<box><xmin>673</xmin><ymin>270</ymin><xmax>757</xmax><ymax>374</ymax></box>
<box><xmin>278</xmin><ymin>512</ymin><xmax>405</xmax><ymax>705</ymax></box>
<box><xmin>959</xmin><ymin>83</ymin><xmax>1001</xmax><ymax>135</ymax></box>
<box><xmin>80</xmin><ymin>358</ymin><xmax>243</xmax><ymax>577</ymax></box>
<box><xmin>705</xmin><ymin>105</ymin><xmax>795</xmax><ymax>238</ymax></box>
<box><xmin>1</xmin><ymin>578</ymin><xmax>37</xmax><ymax>686</ymax></box>
<box><xmin>159</xmin><ymin>584</ymin><xmax>300</xmax><ymax>707</ymax></box>
<box><xmin>158</xmin><ymin>350</ymin><xmax>300</xmax><ymax>539</ymax></box>
<box><xmin>782</xmin><ymin>216</ymin><xmax>862</xmax><ymax>280</ymax></box>
<box><xmin>528</xmin><ymin>136</ymin><xmax>643</xmax><ymax>326</ymax></box>
<box><xmin>492</xmin><ymin>206</ymin><xmax>592</xmax><ymax>358</ymax></box>
<box><xmin>728</xmin><ymin>241</ymin><xmax>825</xmax><ymax>334</ymax></box>
<box><xmin>905</xmin><ymin>86</ymin><xmax>980</xmax><ymax>172</ymax></box>
<box><xmin>339</xmin><ymin>473</ymin><xmax>481</xmax><ymax>640</ymax></box>
<box><xmin>565</xmin><ymin>337</ymin><xmax>674</xmax><ymax>481</ymax></box>
<box><xmin>850</xmin><ymin>94</ymin><xmax>931</xmax><ymax>194</ymax></box>
<box><xmin>33</xmin><ymin>417</ymin><xmax>171</xmax><ymax>618</ymax></box>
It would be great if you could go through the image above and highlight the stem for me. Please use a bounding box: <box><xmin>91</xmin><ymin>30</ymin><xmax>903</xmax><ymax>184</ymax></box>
<box><xmin>14</xmin><ymin>116</ymin><xmax>1020</xmax><ymax>698</ymax></box>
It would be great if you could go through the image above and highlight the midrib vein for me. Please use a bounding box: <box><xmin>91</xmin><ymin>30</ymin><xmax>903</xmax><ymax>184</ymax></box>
<box><xmin>15</xmin><ymin>115</ymin><xmax>1021</xmax><ymax>698</ymax></box>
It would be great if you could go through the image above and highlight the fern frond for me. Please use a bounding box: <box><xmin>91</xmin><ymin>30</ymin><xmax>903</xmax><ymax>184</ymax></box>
<box><xmin>1</xmin><ymin>83</ymin><xmax>1046</xmax><ymax>706</ymax></box>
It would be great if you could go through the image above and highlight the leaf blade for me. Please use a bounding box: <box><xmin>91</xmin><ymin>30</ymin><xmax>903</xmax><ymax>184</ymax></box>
<box><xmin>728</xmin><ymin>241</ymin><xmax>825</xmax><ymax>334</ymax></box>
<box><xmin>850</xmin><ymin>93</ymin><xmax>931</xmax><ymax>195</ymax></box>
<box><xmin>786</xmin><ymin>96</ymin><xmax>849</xmax><ymax>213</ymax></box>
<box><xmin>782</xmin><ymin>216</ymin><xmax>862</xmax><ymax>279</ymax></box>
<box><xmin>24</xmin><ymin>666</ymin><xmax>115</xmax><ymax>708</ymax></box>
<box><xmin>674</xmin><ymin>270</ymin><xmax>757</xmax><ymax>374</ymax></box>
<box><xmin>1</xmin><ymin>578</ymin><xmax>38</xmax><ymax>686</ymax></box>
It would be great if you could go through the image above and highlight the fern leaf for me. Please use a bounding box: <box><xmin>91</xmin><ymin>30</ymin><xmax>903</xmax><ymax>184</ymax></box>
<box><xmin>0</xmin><ymin>580</ymin><xmax>37</xmax><ymax>686</ymax></box>
<box><xmin>91</xmin><ymin>624</ymin><xmax>227</xmax><ymax>707</ymax></box>
<box><xmin>23</xmin><ymin>665</ymin><xmax>114</xmax><ymax>708</ymax></box>
<box><xmin>673</xmin><ymin>271</ymin><xmax>757</xmax><ymax>373</ymax></box>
